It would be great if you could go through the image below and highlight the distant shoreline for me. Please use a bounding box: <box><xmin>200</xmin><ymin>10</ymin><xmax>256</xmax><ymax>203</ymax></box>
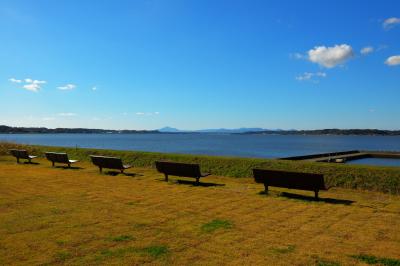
<box><xmin>1</xmin><ymin>125</ymin><xmax>400</xmax><ymax>136</ymax></box>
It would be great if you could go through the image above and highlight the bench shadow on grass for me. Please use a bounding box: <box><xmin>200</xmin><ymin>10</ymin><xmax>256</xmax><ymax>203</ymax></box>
<box><xmin>54</xmin><ymin>166</ymin><xmax>84</xmax><ymax>170</ymax></box>
<box><xmin>22</xmin><ymin>162</ymin><xmax>40</xmax><ymax>165</ymax></box>
<box><xmin>259</xmin><ymin>190</ymin><xmax>354</xmax><ymax>205</ymax></box>
<box><xmin>174</xmin><ymin>179</ymin><xmax>225</xmax><ymax>187</ymax></box>
<box><xmin>103</xmin><ymin>171</ymin><xmax>142</xmax><ymax>178</ymax></box>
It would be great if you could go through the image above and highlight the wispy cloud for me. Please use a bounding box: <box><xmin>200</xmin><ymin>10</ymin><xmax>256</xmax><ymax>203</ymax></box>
<box><xmin>135</xmin><ymin>112</ymin><xmax>160</xmax><ymax>116</ymax></box>
<box><xmin>92</xmin><ymin>86</ymin><xmax>97</xmax><ymax>91</ymax></box>
<box><xmin>57</xmin><ymin>84</ymin><xmax>76</xmax><ymax>90</ymax></box>
<box><xmin>360</xmin><ymin>46</ymin><xmax>374</xmax><ymax>55</ymax></box>
<box><xmin>9</xmin><ymin>77</ymin><xmax>46</xmax><ymax>92</ymax></box>
<box><xmin>296</xmin><ymin>72</ymin><xmax>327</xmax><ymax>82</ymax></box>
<box><xmin>385</xmin><ymin>55</ymin><xmax>400</xmax><ymax>66</ymax></box>
<box><xmin>383</xmin><ymin>17</ymin><xmax>400</xmax><ymax>30</ymax></box>
<box><xmin>308</xmin><ymin>44</ymin><xmax>354</xmax><ymax>68</ymax></box>
<box><xmin>57</xmin><ymin>112</ymin><xmax>77</xmax><ymax>117</ymax></box>
<box><xmin>9</xmin><ymin>78</ymin><xmax>22</xmax><ymax>83</ymax></box>
<box><xmin>290</xmin><ymin>53</ymin><xmax>306</xmax><ymax>60</ymax></box>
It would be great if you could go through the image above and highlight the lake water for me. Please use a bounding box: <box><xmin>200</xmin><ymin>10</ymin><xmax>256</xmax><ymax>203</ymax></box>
<box><xmin>1</xmin><ymin>133</ymin><xmax>400</xmax><ymax>166</ymax></box>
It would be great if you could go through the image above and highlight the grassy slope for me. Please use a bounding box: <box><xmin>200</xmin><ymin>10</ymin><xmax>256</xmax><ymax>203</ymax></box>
<box><xmin>0</xmin><ymin>157</ymin><xmax>399</xmax><ymax>265</ymax></box>
<box><xmin>1</xmin><ymin>142</ymin><xmax>400</xmax><ymax>194</ymax></box>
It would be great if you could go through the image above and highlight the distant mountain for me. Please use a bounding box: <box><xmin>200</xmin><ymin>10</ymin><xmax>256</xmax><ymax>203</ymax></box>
<box><xmin>195</xmin><ymin>128</ymin><xmax>266</xmax><ymax>133</ymax></box>
<box><xmin>158</xmin><ymin>127</ymin><xmax>182</xmax><ymax>133</ymax></box>
<box><xmin>158</xmin><ymin>127</ymin><xmax>268</xmax><ymax>133</ymax></box>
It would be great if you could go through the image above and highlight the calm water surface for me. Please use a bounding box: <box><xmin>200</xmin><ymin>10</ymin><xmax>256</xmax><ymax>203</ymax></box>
<box><xmin>1</xmin><ymin>133</ymin><xmax>400</xmax><ymax>166</ymax></box>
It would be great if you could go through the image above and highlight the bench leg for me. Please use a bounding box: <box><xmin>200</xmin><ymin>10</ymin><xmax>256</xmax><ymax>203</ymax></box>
<box><xmin>99</xmin><ymin>167</ymin><xmax>102</xmax><ymax>173</ymax></box>
<box><xmin>314</xmin><ymin>190</ymin><xmax>319</xmax><ymax>200</ymax></box>
<box><xmin>264</xmin><ymin>184</ymin><xmax>269</xmax><ymax>194</ymax></box>
<box><xmin>120</xmin><ymin>169</ymin><xmax>124</xmax><ymax>174</ymax></box>
<box><xmin>196</xmin><ymin>177</ymin><xmax>200</xmax><ymax>185</ymax></box>
<box><xmin>17</xmin><ymin>158</ymin><xmax>20</xmax><ymax>164</ymax></box>
<box><xmin>68</xmin><ymin>163</ymin><xmax>71</xmax><ymax>168</ymax></box>
<box><xmin>52</xmin><ymin>161</ymin><xmax>55</xmax><ymax>167</ymax></box>
<box><xmin>164</xmin><ymin>173</ymin><xmax>168</xmax><ymax>182</ymax></box>
<box><xmin>28</xmin><ymin>158</ymin><xmax>31</xmax><ymax>164</ymax></box>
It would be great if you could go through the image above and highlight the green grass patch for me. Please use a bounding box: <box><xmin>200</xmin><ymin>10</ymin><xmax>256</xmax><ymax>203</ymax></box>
<box><xmin>54</xmin><ymin>251</ymin><xmax>72</xmax><ymax>262</ymax></box>
<box><xmin>316</xmin><ymin>259</ymin><xmax>340</xmax><ymax>266</ymax></box>
<box><xmin>109</xmin><ymin>235</ymin><xmax>134</xmax><ymax>242</ymax></box>
<box><xmin>201</xmin><ymin>219</ymin><xmax>233</xmax><ymax>233</ymax></box>
<box><xmin>351</xmin><ymin>254</ymin><xmax>400</xmax><ymax>266</ymax></box>
<box><xmin>97</xmin><ymin>245</ymin><xmax>169</xmax><ymax>260</ymax></box>
<box><xmin>99</xmin><ymin>247</ymin><xmax>136</xmax><ymax>259</ymax></box>
<box><xmin>271</xmin><ymin>245</ymin><xmax>296</xmax><ymax>254</ymax></box>
<box><xmin>139</xmin><ymin>245</ymin><xmax>169</xmax><ymax>258</ymax></box>
<box><xmin>2</xmin><ymin>141</ymin><xmax>400</xmax><ymax>194</ymax></box>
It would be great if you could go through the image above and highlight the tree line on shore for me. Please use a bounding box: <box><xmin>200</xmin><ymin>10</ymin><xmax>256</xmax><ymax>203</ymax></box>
<box><xmin>1</xmin><ymin>125</ymin><xmax>399</xmax><ymax>135</ymax></box>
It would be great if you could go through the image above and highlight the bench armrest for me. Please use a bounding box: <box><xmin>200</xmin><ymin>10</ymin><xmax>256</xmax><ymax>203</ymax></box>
<box><xmin>123</xmin><ymin>164</ymin><xmax>132</xmax><ymax>169</ymax></box>
<box><xmin>69</xmin><ymin>160</ymin><xmax>79</xmax><ymax>163</ymax></box>
<box><xmin>201</xmin><ymin>172</ymin><xmax>211</xmax><ymax>177</ymax></box>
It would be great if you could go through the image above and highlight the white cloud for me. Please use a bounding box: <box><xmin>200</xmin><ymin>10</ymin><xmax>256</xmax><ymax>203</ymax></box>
<box><xmin>57</xmin><ymin>84</ymin><xmax>76</xmax><ymax>90</ymax></box>
<box><xmin>360</xmin><ymin>46</ymin><xmax>374</xmax><ymax>55</ymax></box>
<box><xmin>9</xmin><ymin>77</ymin><xmax>46</xmax><ymax>92</ymax></box>
<box><xmin>135</xmin><ymin>112</ymin><xmax>160</xmax><ymax>116</ymax></box>
<box><xmin>92</xmin><ymin>86</ymin><xmax>97</xmax><ymax>91</ymax></box>
<box><xmin>23</xmin><ymin>83</ymin><xmax>41</xmax><ymax>92</ymax></box>
<box><xmin>296</xmin><ymin>72</ymin><xmax>327</xmax><ymax>82</ymax></box>
<box><xmin>9</xmin><ymin>78</ymin><xmax>22</xmax><ymax>83</ymax></box>
<box><xmin>308</xmin><ymin>44</ymin><xmax>354</xmax><ymax>68</ymax></box>
<box><xmin>383</xmin><ymin>17</ymin><xmax>400</xmax><ymax>30</ymax></box>
<box><xmin>57</xmin><ymin>112</ymin><xmax>77</xmax><ymax>117</ymax></box>
<box><xmin>385</xmin><ymin>55</ymin><xmax>400</xmax><ymax>66</ymax></box>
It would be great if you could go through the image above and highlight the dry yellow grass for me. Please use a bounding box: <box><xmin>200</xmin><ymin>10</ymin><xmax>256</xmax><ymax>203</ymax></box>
<box><xmin>1</xmin><ymin>155</ymin><xmax>400</xmax><ymax>266</ymax></box>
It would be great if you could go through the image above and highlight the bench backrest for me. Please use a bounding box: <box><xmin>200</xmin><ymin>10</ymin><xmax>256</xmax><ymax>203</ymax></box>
<box><xmin>9</xmin><ymin>149</ymin><xmax>29</xmax><ymax>159</ymax></box>
<box><xmin>90</xmin><ymin>155</ymin><xmax>124</xmax><ymax>169</ymax></box>
<box><xmin>253</xmin><ymin>169</ymin><xmax>326</xmax><ymax>191</ymax></box>
<box><xmin>45</xmin><ymin>152</ymin><xmax>69</xmax><ymax>163</ymax></box>
<box><xmin>155</xmin><ymin>161</ymin><xmax>201</xmax><ymax>177</ymax></box>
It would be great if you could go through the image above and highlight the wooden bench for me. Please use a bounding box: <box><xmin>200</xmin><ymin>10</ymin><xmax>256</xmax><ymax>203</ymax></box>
<box><xmin>155</xmin><ymin>161</ymin><xmax>210</xmax><ymax>184</ymax></box>
<box><xmin>253</xmin><ymin>169</ymin><xmax>327</xmax><ymax>199</ymax></box>
<box><xmin>45</xmin><ymin>152</ymin><xmax>79</xmax><ymax>168</ymax></box>
<box><xmin>90</xmin><ymin>155</ymin><xmax>132</xmax><ymax>173</ymax></box>
<box><xmin>9</xmin><ymin>149</ymin><xmax>37</xmax><ymax>163</ymax></box>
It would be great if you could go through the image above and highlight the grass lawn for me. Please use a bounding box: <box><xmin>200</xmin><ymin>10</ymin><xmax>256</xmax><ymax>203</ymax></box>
<box><xmin>1</xmin><ymin>156</ymin><xmax>400</xmax><ymax>265</ymax></box>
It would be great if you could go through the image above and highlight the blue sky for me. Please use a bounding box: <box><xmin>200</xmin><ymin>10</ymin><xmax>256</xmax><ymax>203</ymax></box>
<box><xmin>1</xmin><ymin>0</ymin><xmax>399</xmax><ymax>130</ymax></box>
